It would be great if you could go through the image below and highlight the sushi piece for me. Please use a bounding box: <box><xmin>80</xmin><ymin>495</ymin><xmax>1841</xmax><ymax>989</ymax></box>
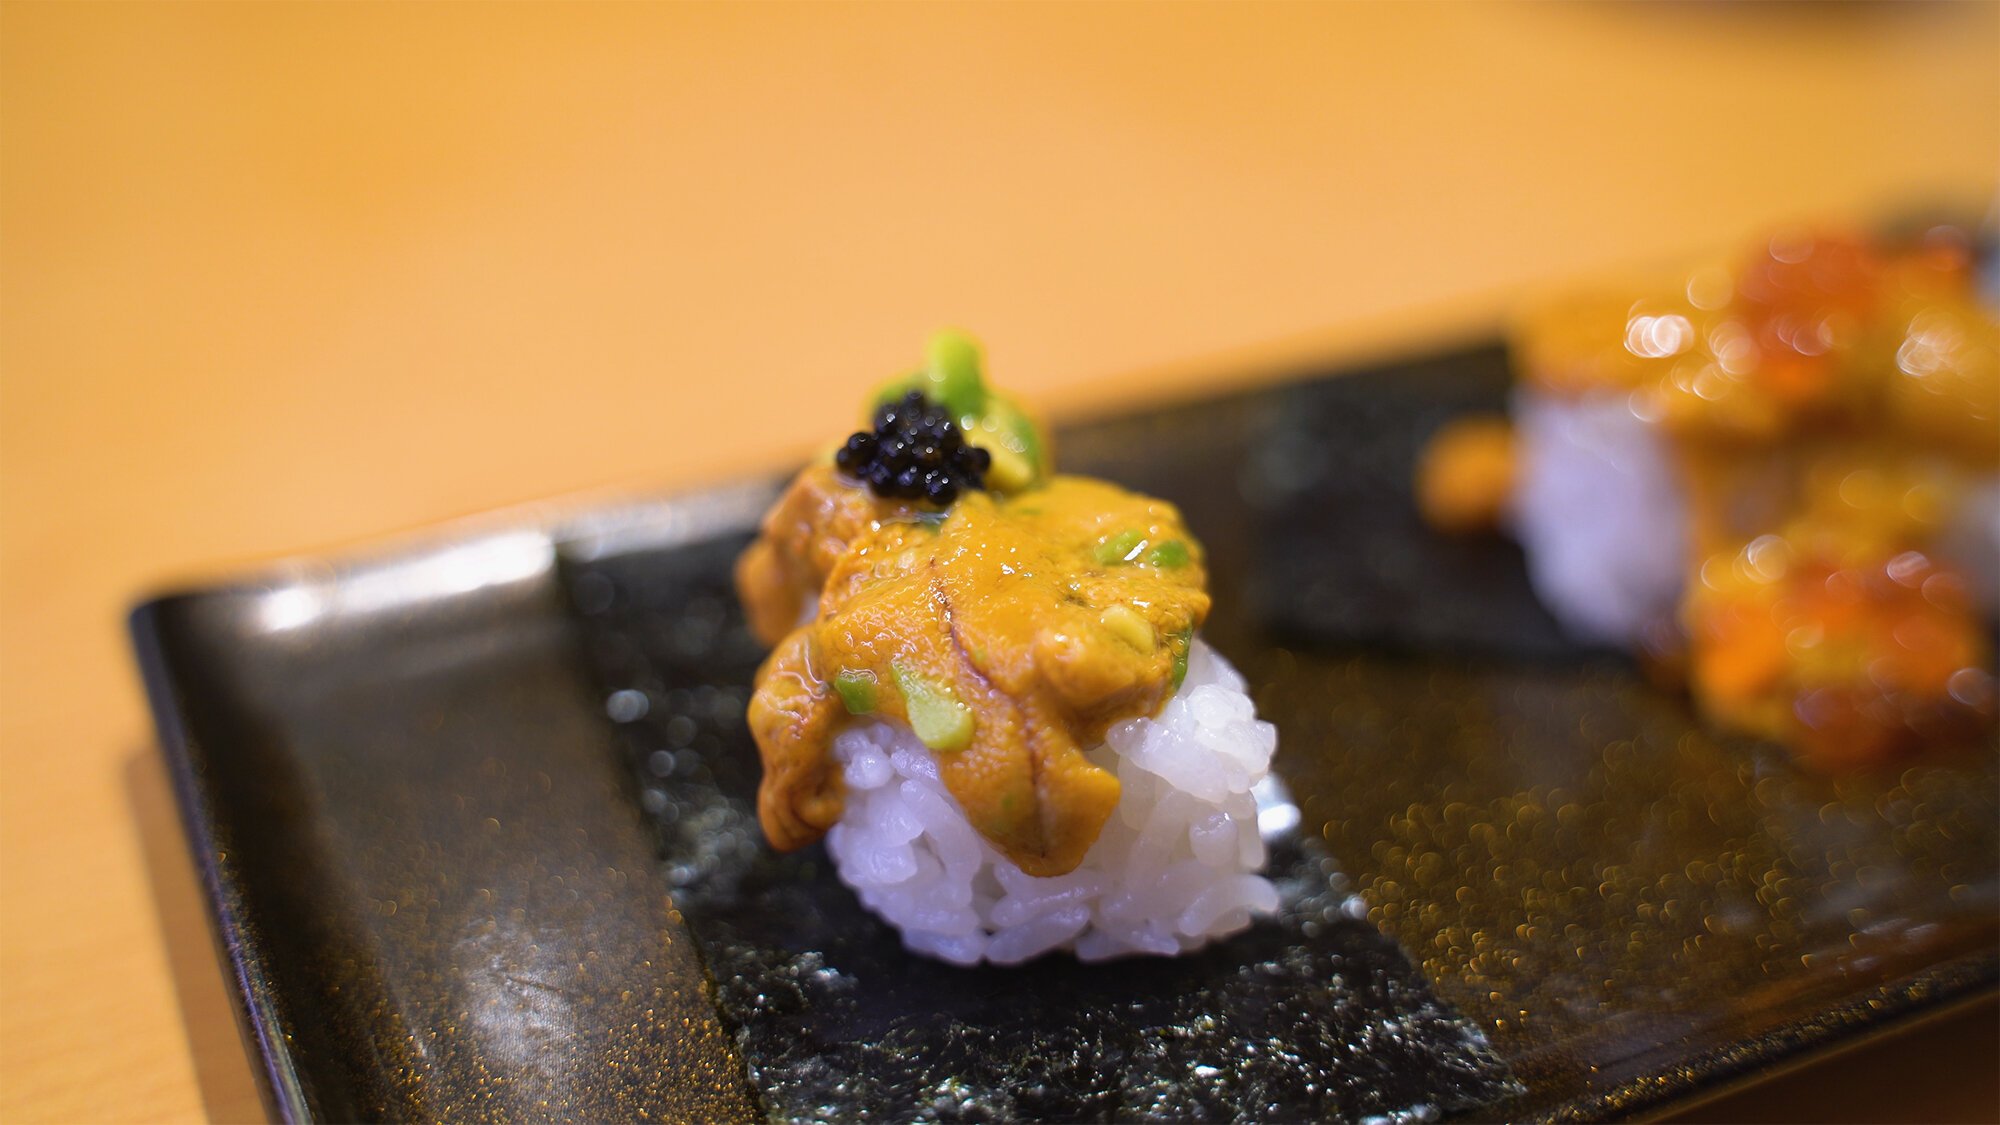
<box><xmin>735</xmin><ymin>331</ymin><xmax>1286</xmax><ymax>965</ymax></box>
<box><xmin>1419</xmin><ymin>226</ymin><xmax>1999</xmax><ymax>766</ymax></box>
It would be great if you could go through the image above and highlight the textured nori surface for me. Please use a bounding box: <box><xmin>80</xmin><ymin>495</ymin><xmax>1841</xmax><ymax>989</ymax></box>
<box><xmin>1232</xmin><ymin>351</ymin><xmax>1582</xmax><ymax>657</ymax></box>
<box><xmin>565</xmin><ymin>531</ymin><xmax>1519</xmax><ymax>1123</ymax></box>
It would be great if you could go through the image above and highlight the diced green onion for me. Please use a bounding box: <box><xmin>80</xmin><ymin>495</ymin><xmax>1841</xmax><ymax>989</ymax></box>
<box><xmin>1146</xmin><ymin>539</ymin><xmax>1191</xmax><ymax>568</ymax></box>
<box><xmin>1095</xmin><ymin>529</ymin><xmax>1145</xmax><ymax>566</ymax></box>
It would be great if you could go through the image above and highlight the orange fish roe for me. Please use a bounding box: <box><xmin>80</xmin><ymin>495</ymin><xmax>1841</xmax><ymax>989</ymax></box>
<box><xmin>1687</xmin><ymin>541</ymin><xmax>1992</xmax><ymax>769</ymax></box>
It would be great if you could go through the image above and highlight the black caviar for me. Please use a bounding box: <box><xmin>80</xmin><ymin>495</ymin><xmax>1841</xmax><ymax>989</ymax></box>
<box><xmin>835</xmin><ymin>390</ymin><xmax>991</xmax><ymax>505</ymax></box>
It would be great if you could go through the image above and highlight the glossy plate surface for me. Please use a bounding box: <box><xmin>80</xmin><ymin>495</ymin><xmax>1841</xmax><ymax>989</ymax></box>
<box><xmin>132</xmin><ymin>346</ymin><xmax>1998</xmax><ymax>1122</ymax></box>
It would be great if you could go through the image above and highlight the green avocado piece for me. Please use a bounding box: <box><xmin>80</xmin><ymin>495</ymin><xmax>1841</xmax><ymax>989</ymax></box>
<box><xmin>872</xmin><ymin>371</ymin><xmax>923</xmax><ymax>412</ymax></box>
<box><xmin>1004</xmin><ymin>408</ymin><xmax>1043</xmax><ymax>469</ymax></box>
<box><xmin>891</xmin><ymin>661</ymin><xmax>974</xmax><ymax>751</ymax></box>
<box><xmin>833</xmin><ymin>669</ymin><xmax>878</xmax><ymax>715</ymax></box>
<box><xmin>924</xmin><ymin>328</ymin><xmax>989</xmax><ymax>419</ymax></box>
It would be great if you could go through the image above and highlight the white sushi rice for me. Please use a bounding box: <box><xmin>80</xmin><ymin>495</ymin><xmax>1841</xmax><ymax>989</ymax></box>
<box><xmin>1512</xmin><ymin>387</ymin><xmax>2000</xmax><ymax>641</ymax></box>
<box><xmin>823</xmin><ymin>639</ymin><xmax>1291</xmax><ymax>967</ymax></box>
<box><xmin>1938</xmin><ymin>474</ymin><xmax>2000</xmax><ymax>612</ymax></box>
<box><xmin>1510</xmin><ymin>387</ymin><xmax>1690</xmax><ymax>645</ymax></box>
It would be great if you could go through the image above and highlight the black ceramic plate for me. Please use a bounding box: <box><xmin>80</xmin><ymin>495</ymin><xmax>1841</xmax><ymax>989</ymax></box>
<box><xmin>132</xmin><ymin>345</ymin><xmax>1999</xmax><ymax>1124</ymax></box>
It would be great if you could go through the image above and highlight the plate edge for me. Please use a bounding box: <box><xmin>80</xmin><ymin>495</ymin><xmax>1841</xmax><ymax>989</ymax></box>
<box><xmin>128</xmin><ymin>597</ymin><xmax>311</xmax><ymax>1125</ymax></box>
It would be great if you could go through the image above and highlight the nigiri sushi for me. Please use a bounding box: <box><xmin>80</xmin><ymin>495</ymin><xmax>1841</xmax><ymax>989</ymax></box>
<box><xmin>734</xmin><ymin>331</ymin><xmax>1286</xmax><ymax>965</ymax></box>
<box><xmin>1418</xmin><ymin>225</ymin><xmax>1999</xmax><ymax>766</ymax></box>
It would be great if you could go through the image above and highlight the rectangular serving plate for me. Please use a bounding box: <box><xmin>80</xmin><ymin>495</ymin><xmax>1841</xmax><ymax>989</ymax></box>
<box><xmin>133</xmin><ymin>344</ymin><xmax>1998</xmax><ymax>1123</ymax></box>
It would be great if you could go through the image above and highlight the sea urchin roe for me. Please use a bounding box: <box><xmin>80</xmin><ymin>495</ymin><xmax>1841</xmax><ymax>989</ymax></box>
<box><xmin>1415</xmin><ymin>414</ymin><xmax>1517</xmax><ymax>534</ymax></box>
<box><xmin>739</xmin><ymin>466</ymin><xmax>1210</xmax><ymax>876</ymax></box>
<box><xmin>1517</xmin><ymin>228</ymin><xmax>1997</xmax><ymax>446</ymax></box>
<box><xmin>734</xmin><ymin>461</ymin><xmax>904</xmax><ymax>645</ymax></box>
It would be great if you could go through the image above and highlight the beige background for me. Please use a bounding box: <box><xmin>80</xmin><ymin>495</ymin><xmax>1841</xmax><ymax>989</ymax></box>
<box><xmin>3</xmin><ymin>4</ymin><xmax>1997</xmax><ymax>1121</ymax></box>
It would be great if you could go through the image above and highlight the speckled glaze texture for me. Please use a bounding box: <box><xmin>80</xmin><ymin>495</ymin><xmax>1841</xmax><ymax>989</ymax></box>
<box><xmin>134</xmin><ymin>344</ymin><xmax>1997</xmax><ymax>1123</ymax></box>
<box><xmin>133</xmin><ymin>561</ymin><xmax>756</xmax><ymax>1123</ymax></box>
<box><xmin>1226</xmin><ymin>353</ymin><xmax>1999</xmax><ymax>1118</ymax></box>
<box><xmin>1259</xmin><ymin>650</ymin><xmax>1997</xmax><ymax>1120</ymax></box>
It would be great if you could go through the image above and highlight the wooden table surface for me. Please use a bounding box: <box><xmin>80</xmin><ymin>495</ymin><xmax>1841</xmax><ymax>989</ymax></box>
<box><xmin>4</xmin><ymin>4</ymin><xmax>1997</xmax><ymax>1122</ymax></box>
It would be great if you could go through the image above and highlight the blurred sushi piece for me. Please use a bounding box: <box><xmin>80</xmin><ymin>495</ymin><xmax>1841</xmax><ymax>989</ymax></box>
<box><xmin>1419</xmin><ymin>226</ymin><xmax>1999</xmax><ymax>766</ymax></box>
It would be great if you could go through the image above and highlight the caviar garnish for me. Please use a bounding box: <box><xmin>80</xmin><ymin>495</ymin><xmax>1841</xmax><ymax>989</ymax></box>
<box><xmin>835</xmin><ymin>390</ymin><xmax>991</xmax><ymax>504</ymax></box>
